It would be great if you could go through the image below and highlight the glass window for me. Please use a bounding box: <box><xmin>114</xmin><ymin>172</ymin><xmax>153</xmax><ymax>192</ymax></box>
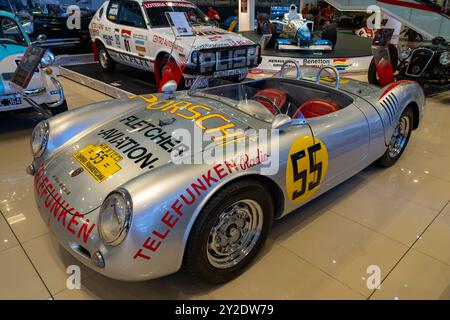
<box><xmin>144</xmin><ymin>2</ymin><xmax>209</xmax><ymax>28</ymax></box>
<box><xmin>106</xmin><ymin>1</ymin><xmax>120</xmax><ymax>22</ymax></box>
<box><xmin>0</xmin><ymin>16</ymin><xmax>27</xmax><ymax>47</ymax></box>
<box><xmin>117</xmin><ymin>1</ymin><xmax>146</xmax><ymax>28</ymax></box>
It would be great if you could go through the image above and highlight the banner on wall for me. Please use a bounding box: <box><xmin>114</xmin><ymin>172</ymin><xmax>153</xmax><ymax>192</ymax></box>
<box><xmin>258</xmin><ymin>55</ymin><xmax>373</xmax><ymax>74</ymax></box>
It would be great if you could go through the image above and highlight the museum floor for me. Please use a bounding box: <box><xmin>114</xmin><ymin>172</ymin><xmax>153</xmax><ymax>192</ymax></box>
<box><xmin>0</xmin><ymin>77</ymin><xmax>449</xmax><ymax>300</ymax></box>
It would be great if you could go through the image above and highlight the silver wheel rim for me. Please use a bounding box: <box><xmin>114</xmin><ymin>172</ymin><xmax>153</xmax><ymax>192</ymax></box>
<box><xmin>206</xmin><ymin>199</ymin><xmax>263</xmax><ymax>269</ymax></box>
<box><xmin>388</xmin><ymin>114</ymin><xmax>410</xmax><ymax>158</ymax></box>
<box><xmin>99</xmin><ymin>49</ymin><xmax>108</xmax><ymax>69</ymax></box>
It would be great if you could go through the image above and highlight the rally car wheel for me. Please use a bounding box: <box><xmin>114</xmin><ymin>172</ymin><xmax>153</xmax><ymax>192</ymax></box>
<box><xmin>376</xmin><ymin>106</ymin><xmax>413</xmax><ymax>167</ymax></box>
<box><xmin>98</xmin><ymin>44</ymin><xmax>115</xmax><ymax>73</ymax></box>
<box><xmin>49</xmin><ymin>100</ymin><xmax>68</xmax><ymax>115</ymax></box>
<box><xmin>368</xmin><ymin>45</ymin><xmax>399</xmax><ymax>86</ymax></box>
<box><xmin>184</xmin><ymin>180</ymin><xmax>273</xmax><ymax>284</ymax></box>
<box><xmin>368</xmin><ymin>58</ymin><xmax>379</xmax><ymax>85</ymax></box>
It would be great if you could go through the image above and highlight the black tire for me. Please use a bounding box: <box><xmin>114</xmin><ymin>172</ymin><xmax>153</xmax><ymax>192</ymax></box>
<box><xmin>376</xmin><ymin>106</ymin><xmax>414</xmax><ymax>167</ymax></box>
<box><xmin>184</xmin><ymin>180</ymin><xmax>274</xmax><ymax>284</ymax></box>
<box><xmin>368</xmin><ymin>57</ymin><xmax>379</xmax><ymax>86</ymax></box>
<box><xmin>321</xmin><ymin>23</ymin><xmax>337</xmax><ymax>49</ymax></box>
<box><xmin>368</xmin><ymin>46</ymin><xmax>398</xmax><ymax>86</ymax></box>
<box><xmin>158</xmin><ymin>56</ymin><xmax>185</xmax><ymax>90</ymax></box>
<box><xmin>388</xmin><ymin>44</ymin><xmax>398</xmax><ymax>71</ymax></box>
<box><xmin>98</xmin><ymin>43</ymin><xmax>115</xmax><ymax>73</ymax></box>
<box><xmin>49</xmin><ymin>100</ymin><xmax>68</xmax><ymax>115</ymax></box>
<box><xmin>265</xmin><ymin>23</ymin><xmax>279</xmax><ymax>49</ymax></box>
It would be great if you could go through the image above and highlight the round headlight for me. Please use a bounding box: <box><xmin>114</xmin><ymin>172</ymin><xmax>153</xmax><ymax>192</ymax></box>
<box><xmin>439</xmin><ymin>52</ymin><xmax>450</xmax><ymax>65</ymax></box>
<box><xmin>41</xmin><ymin>50</ymin><xmax>55</xmax><ymax>67</ymax></box>
<box><xmin>399</xmin><ymin>47</ymin><xmax>411</xmax><ymax>60</ymax></box>
<box><xmin>98</xmin><ymin>189</ymin><xmax>132</xmax><ymax>246</ymax></box>
<box><xmin>30</xmin><ymin>121</ymin><xmax>49</xmax><ymax>158</ymax></box>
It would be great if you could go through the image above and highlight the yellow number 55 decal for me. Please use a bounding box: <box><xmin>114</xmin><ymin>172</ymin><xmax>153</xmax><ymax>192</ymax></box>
<box><xmin>286</xmin><ymin>136</ymin><xmax>329</xmax><ymax>204</ymax></box>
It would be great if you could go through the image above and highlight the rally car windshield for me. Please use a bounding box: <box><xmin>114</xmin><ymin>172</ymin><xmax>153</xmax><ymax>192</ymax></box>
<box><xmin>144</xmin><ymin>2</ymin><xmax>210</xmax><ymax>28</ymax></box>
<box><xmin>0</xmin><ymin>16</ymin><xmax>27</xmax><ymax>47</ymax></box>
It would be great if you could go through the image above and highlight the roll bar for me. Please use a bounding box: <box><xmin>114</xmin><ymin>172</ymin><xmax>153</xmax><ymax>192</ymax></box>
<box><xmin>316</xmin><ymin>65</ymin><xmax>340</xmax><ymax>90</ymax></box>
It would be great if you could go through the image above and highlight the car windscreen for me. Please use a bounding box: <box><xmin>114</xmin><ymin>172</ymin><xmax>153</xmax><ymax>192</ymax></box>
<box><xmin>0</xmin><ymin>16</ymin><xmax>27</xmax><ymax>47</ymax></box>
<box><xmin>143</xmin><ymin>1</ymin><xmax>209</xmax><ymax>27</ymax></box>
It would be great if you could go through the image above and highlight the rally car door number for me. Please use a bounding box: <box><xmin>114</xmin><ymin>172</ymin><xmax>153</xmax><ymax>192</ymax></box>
<box><xmin>286</xmin><ymin>136</ymin><xmax>328</xmax><ymax>204</ymax></box>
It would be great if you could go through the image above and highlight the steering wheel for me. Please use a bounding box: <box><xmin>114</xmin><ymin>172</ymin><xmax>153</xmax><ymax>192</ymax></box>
<box><xmin>0</xmin><ymin>38</ymin><xmax>19</xmax><ymax>45</ymax></box>
<box><xmin>253</xmin><ymin>94</ymin><xmax>282</xmax><ymax>115</ymax></box>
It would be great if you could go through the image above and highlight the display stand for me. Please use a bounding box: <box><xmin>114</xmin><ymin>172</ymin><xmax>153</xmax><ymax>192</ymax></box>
<box><xmin>10</xmin><ymin>45</ymin><xmax>52</xmax><ymax>116</ymax></box>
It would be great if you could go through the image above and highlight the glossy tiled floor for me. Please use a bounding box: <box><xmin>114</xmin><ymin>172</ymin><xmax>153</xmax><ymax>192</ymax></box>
<box><xmin>0</xmin><ymin>77</ymin><xmax>449</xmax><ymax>300</ymax></box>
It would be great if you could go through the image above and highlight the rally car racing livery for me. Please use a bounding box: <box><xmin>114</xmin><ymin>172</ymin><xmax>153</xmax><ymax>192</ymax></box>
<box><xmin>89</xmin><ymin>0</ymin><xmax>261</xmax><ymax>88</ymax></box>
<box><xmin>0</xmin><ymin>10</ymin><xmax>66</xmax><ymax>114</ymax></box>
<box><xmin>29</xmin><ymin>63</ymin><xmax>424</xmax><ymax>284</ymax></box>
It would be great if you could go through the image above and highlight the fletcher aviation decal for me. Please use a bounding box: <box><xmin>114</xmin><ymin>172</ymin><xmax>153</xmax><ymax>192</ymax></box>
<box><xmin>94</xmin><ymin>114</ymin><xmax>191</xmax><ymax>170</ymax></box>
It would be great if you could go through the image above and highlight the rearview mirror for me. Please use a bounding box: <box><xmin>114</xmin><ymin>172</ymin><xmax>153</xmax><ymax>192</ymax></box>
<box><xmin>271</xmin><ymin>114</ymin><xmax>306</xmax><ymax>130</ymax></box>
<box><xmin>161</xmin><ymin>80</ymin><xmax>177</xmax><ymax>95</ymax></box>
<box><xmin>32</xmin><ymin>34</ymin><xmax>46</xmax><ymax>46</ymax></box>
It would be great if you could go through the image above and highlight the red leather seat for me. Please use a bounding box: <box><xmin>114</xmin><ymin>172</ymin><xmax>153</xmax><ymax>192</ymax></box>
<box><xmin>293</xmin><ymin>99</ymin><xmax>341</xmax><ymax>119</ymax></box>
<box><xmin>253</xmin><ymin>88</ymin><xmax>287</xmax><ymax>115</ymax></box>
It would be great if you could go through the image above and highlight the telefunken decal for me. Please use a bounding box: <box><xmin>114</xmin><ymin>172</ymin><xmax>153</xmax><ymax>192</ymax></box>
<box><xmin>133</xmin><ymin>150</ymin><xmax>269</xmax><ymax>261</ymax></box>
<box><xmin>34</xmin><ymin>164</ymin><xmax>96</xmax><ymax>244</ymax></box>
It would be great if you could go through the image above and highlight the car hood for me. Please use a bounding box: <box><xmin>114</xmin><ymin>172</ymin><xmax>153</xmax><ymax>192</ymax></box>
<box><xmin>162</xmin><ymin>26</ymin><xmax>255</xmax><ymax>50</ymax></box>
<box><xmin>43</xmin><ymin>94</ymin><xmax>257</xmax><ymax>215</ymax></box>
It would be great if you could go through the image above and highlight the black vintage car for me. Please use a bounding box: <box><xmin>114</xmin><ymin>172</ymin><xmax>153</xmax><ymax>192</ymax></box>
<box><xmin>395</xmin><ymin>37</ymin><xmax>450</xmax><ymax>85</ymax></box>
<box><xmin>31</xmin><ymin>2</ymin><xmax>95</xmax><ymax>48</ymax></box>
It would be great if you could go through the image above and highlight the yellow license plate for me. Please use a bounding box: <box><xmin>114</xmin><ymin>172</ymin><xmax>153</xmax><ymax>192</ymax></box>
<box><xmin>73</xmin><ymin>143</ymin><xmax>123</xmax><ymax>183</ymax></box>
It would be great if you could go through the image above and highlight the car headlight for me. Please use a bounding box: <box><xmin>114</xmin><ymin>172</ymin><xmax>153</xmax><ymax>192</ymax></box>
<box><xmin>439</xmin><ymin>52</ymin><xmax>450</xmax><ymax>65</ymax></box>
<box><xmin>98</xmin><ymin>189</ymin><xmax>133</xmax><ymax>246</ymax></box>
<box><xmin>40</xmin><ymin>50</ymin><xmax>55</xmax><ymax>67</ymax></box>
<box><xmin>30</xmin><ymin>121</ymin><xmax>49</xmax><ymax>158</ymax></box>
<box><xmin>399</xmin><ymin>47</ymin><xmax>411</xmax><ymax>60</ymax></box>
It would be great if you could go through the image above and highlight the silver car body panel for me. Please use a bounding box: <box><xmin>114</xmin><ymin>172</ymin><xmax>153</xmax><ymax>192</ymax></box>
<box><xmin>32</xmin><ymin>75</ymin><xmax>425</xmax><ymax>281</ymax></box>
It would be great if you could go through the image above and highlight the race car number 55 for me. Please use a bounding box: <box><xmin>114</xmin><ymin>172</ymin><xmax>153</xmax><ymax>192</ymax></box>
<box><xmin>286</xmin><ymin>135</ymin><xmax>328</xmax><ymax>204</ymax></box>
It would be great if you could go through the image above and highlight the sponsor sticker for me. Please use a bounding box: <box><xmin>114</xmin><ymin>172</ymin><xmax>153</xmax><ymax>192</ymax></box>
<box><xmin>73</xmin><ymin>143</ymin><xmax>123</xmax><ymax>183</ymax></box>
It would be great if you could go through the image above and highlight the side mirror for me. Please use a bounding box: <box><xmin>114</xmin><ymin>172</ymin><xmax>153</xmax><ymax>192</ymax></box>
<box><xmin>161</xmin><ymin>80</ymin><xmax>177</xmax><ymax>95</ymax></box>
<box><xmin>37</xmin><ymin>34</ymin><xmax>47</xmax><ymax>43</ymax></box>
<box><xmin>32</xmin><ymin>34</ymin><xmax>46</xmax><ymax>45</ymax></box>
<box><xmin>271</xmin><ymin>114</ymin><xmax>306</xmax><ymax>130</ymax></box>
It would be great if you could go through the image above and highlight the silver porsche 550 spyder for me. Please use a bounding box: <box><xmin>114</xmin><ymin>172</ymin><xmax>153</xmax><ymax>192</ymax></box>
<box><xmin>28</xmin><ymin>63</ymin><xmax>425</xmax><ymax>284</ymax></box>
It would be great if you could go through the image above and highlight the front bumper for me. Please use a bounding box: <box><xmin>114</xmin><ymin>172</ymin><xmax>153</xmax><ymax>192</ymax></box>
<box><xmin>0</xmin><ymin>78</ymin><xmax>65</xmax><ymax>112</ymax></box>
<box><xmin>31</xmin><ymin>162</ymin><xmax>178</xmax><ymax>281</ymax></box>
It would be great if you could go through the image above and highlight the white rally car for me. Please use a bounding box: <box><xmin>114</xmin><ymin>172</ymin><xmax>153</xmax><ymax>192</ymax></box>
<box><xmin>89</xmin><ymin>0</ymin><xmax>261</xmax><ymax>88</ymax></box>
<box><xmin>0</xmin><ymin>10</ymin><xmax>66</xmax><ymax>114</ymax></box>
